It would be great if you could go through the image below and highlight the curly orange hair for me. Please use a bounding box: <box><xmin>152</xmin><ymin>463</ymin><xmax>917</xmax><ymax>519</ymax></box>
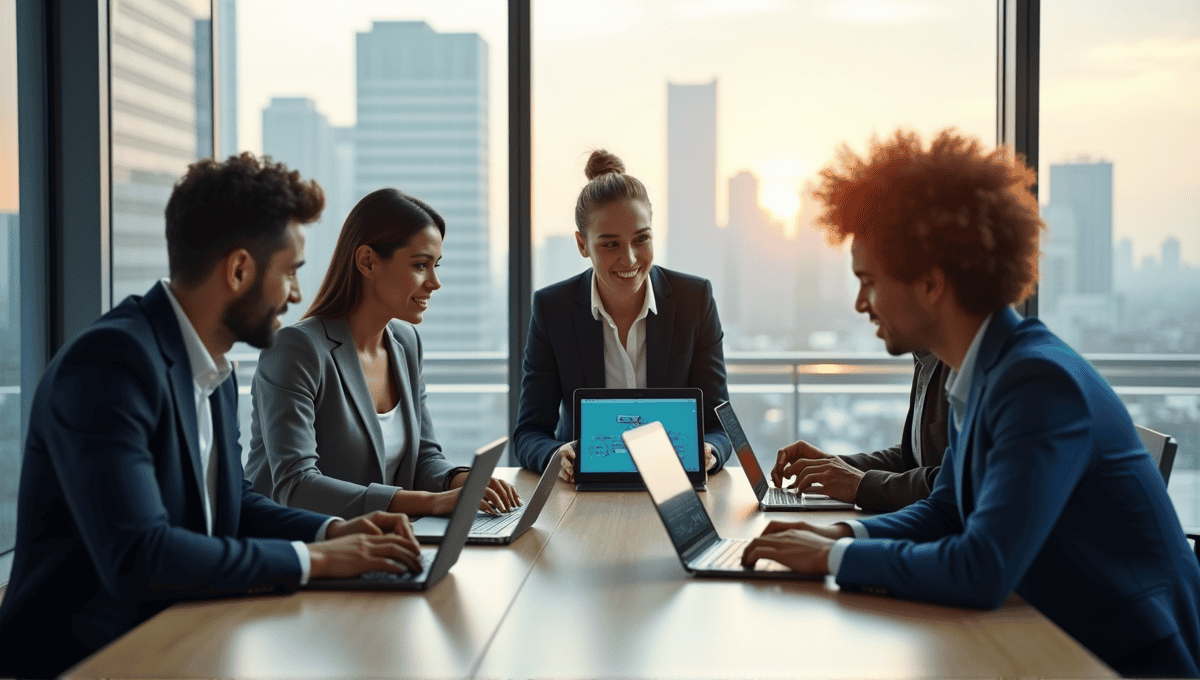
<box><xmin>813</xmin><ymin>128</ymin><xmax>1043</xmax><ymax>315</ymax></box>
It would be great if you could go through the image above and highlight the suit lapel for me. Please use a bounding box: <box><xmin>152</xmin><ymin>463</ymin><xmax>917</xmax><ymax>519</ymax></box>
<box><xmin>210</xmin><ymin>381</ymin><xmax>240</xmax><ymax>537</ymax></box>
<box><xmin>573</xmin><ymin>270</ymin><xmax>605</xmax><ymax>388</ymax></box>
<box><xmin>323</xmin><ymin>317</ymin><xmax>387</xmax><ymax>478</ymax></box>
<box><xmin>952</xmin><ymin>307</ymin><xmax>1023</xmax><ymax>521</ymax></box>
<box><xmin>142</xmin><ymin>283</ymin><xmax>207</xmax><ymax>523</ymax></box>
<box><xmin>646</xmin><ymin>267</ymin><xmax>673</xmax><ymax>387</ymax></box>
<box><xmin>384</xmin><ymin>324</ymin><xmax>417</xmax><ymax>485</ymax></box>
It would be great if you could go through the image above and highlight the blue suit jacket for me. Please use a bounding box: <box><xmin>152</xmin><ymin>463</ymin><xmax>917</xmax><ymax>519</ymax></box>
<box><xmin>513</xmin><ymin>266</ymin><xmax>732</xmax><ymax>473</ymax></box>
<box><xmin>837</xmin><ymin>308</ymin><xmax>1200</xmax><ymax>675</ymax></box>
<box><xmin>0</xmin><ymin>282</ymin><xmax>330</xmax><ymax>678</ymax></box>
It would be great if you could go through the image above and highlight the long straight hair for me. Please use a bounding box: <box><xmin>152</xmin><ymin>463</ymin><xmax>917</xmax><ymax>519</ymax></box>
<box><xmin>304</xmin><ymin>188</ymin><xmax>446</xmax><ymax>320</ymax></box>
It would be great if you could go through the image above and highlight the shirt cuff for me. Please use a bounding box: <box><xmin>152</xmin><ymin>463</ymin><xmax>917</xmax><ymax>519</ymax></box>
<box><xmin>827</xmin><ymin>537</ymin><xmax>854</xmax><ymax>576</ymax></box>
<box><xmin>316</xmin><ymin>517</ymin><xmax>339</xmax><ymax>541</ymax></box>
<box><xmin>291</xmin><ymin>542</ymin><xmax>311</xmax><ymax>586</ymax></box>
<box><xmin>843</xmin><ymin>520</ymin><xmax>870</xmax><ymax>539</ymax></box>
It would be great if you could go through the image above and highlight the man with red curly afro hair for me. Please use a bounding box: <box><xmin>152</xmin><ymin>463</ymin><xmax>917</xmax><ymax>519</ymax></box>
<box><xmin>742</xmin><ymin>129</ymin><xmax>1200</xmax><ymax>678</ymax></box>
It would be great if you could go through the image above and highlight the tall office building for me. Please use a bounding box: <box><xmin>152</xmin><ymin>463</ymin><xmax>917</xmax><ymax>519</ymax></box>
<box><xmin>111</xmin><ymin>0</ymin><xmax>210</xmax><ymax>302</ymax></box>
<box><xmin>1162</xmin><ymin>236</ymin><xmax>1181</xmax><ymax>272</ymax></box>
<box><xmin>721</xmin><ymin>171</ymin><xmax>796</xmax><ymax>340</ymax></box>
<box><xmin>1115</xmin><ymin>237</ymin><xmax>1134</xmax><ymax>278</ymax></box>
<box><xmin>1048</xmin><ymin>161</ymin><xmax>1113</xmax><ymax>295</ymax></box>
<box><xmin>261</xmin><ymin>97</ymin><xmax>336</xmax><ymax>328</ymax></box>
<box><xmin>356</xmin><ymin>21</ymin><xmax>497</xmax><ymax>464</ymax></box>
<box><xmin>356</xmin><ymin>21</ymin><xmax>492</xmax><ymax>352</ymax></box>
<box><xmin>666</xmin><ymin>80</ymin><xmax>720</xmax><ymax>297</ymax></box>
<box><xmin>195</xmin><ymin>0</ymin><xmax>238</xmax><ymax>158</ymax></box>
<box><xmin>536</xmin><ymin>232</ymin><xmax>588</xmax><ymax>291</ymax></box>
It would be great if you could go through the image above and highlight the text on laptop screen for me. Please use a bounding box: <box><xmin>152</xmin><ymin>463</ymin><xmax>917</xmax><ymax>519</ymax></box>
<box><xmin>580</xmin><ymin>398</ymin><xmax>700</xmax><ymax>473</ymax></box>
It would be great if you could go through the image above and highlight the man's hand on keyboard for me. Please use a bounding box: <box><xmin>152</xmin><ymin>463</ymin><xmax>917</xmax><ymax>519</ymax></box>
<box><xmin>772</xmin><ymin>440</ymin><xmax>863</xmax><ymax>503</ymax></box>
<box><xmin>740</xmin><ymin>520</ymin><xmax>851</xmax><ymax>574</ymax></box>
<box><xmin>308</xmin><ymin>532</ymin><xmax>423</xmax><ymax>578</ymax></box>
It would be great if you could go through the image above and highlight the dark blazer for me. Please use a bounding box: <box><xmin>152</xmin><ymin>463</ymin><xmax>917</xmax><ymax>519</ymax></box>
<box><xmin>245</xmin><ymin>317</ymin><xmax>456</xmax><ymax>517</ymax></box>
<box><xmin>840</xmin><ymin>353</ymin><xmax>949</xmax><ymax>511</ymax></box>
<box><xmin>0</xmin><ymin>282</ymin><xmax>329</xmax><ymax>678</ymax></box>
<box><xmin>837</xmin><ymin>307</ymin><xmax>1200</xmax><ymax>677</ymax></box>
<box><xmin>513</xmin><ymin>266</ymin><xmax>732</xmax><ymax>473</ymax></box>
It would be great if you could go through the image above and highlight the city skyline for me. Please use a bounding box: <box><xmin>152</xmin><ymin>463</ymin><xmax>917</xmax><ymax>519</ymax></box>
<box><xmin>230</xmin><ymin>0</ymin><xmax>1199</xmax><ymax>271</ymax></box>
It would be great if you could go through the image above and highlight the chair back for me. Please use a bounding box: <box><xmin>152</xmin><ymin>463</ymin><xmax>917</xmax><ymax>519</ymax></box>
<box><xmin>1136</xmin><ymin>425</ymin><xmax>1178</xmax><ymax>485</ymax></box>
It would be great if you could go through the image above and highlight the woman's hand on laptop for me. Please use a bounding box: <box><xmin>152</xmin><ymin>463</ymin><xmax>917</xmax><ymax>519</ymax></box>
<box><xmin>703</xmin><ymin>443</ymin><xmax>717</xmax><ymax>475</ymax></box>
<box><xmin>446</xmin><ymin>473</ymin><xmax>522</xmax><ymax>515</ymax></box>
<box><xmin>556</xmin><ymin>443</ymin><xmax>577</xmax><ymax>483</ymax></box>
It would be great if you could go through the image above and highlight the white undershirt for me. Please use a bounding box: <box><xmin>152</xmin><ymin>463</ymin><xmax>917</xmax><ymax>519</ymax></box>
<box><xmin>160</xmin><ymin>279</ymin><xmax>332</xmax><ymax>585</ymax></box>
<box><xmin>377</xmin><ymin>400</ymin><xmax>408</xmax><ymax>486</ymax></box>
<box><xmin>590</xmin><ymin>271</ymin><xmax>657</xmax><ymax>389</ymax></box>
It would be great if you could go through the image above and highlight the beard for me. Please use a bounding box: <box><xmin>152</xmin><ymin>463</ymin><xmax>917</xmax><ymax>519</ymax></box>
<box><xmin>222</xmin><ymin>276</ymin><xmax>284</xmax><ymax>349</ymax></box>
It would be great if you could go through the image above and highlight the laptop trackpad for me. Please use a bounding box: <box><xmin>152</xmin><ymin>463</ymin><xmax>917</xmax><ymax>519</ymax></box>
<box><xmin>411</xmin><ymin>516</ymin><xmax>450</xmax><ymax>537</ymax></box>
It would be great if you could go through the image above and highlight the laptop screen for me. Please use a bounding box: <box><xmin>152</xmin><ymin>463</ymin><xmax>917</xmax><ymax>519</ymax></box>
<box><xmin>623</xmin><ymin>422</ymin><xmax>715</xmax><ymax>554</ymax></box>
<box><xmin>578</xmin><ymin>396</ymin><xmax>702</xmax><ymax>474</ymax></box>
<box><xmin>714</xmin><ymin>401</ymin><xmax>770</xmax><ymax>498</ymax></box>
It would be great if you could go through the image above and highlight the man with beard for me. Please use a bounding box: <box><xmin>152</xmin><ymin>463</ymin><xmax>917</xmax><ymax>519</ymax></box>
<box><xmin>0</xmin><ymin>153</ymin><xmax>424</xmax><ymax>678</ymax></box>
<box><xmin>741</xmin><ymin>129</ymin><xmax>1200</xmax><ymax>678</ymax></box>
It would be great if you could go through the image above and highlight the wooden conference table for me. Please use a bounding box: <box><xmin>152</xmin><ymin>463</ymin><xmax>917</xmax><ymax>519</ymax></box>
<box><xmin>66</xmin><ymin>467</ymin><xmax>1115</xmax><ymax>679</ymax></box>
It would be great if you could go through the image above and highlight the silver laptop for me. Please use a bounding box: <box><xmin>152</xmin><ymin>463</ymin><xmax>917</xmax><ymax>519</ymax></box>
<box><xmin>715</xmin><ymin>401</ymin><xmax>856</xmax><ymax>511</ymax></box>
<box><xmin>412</xmin><ymin>448</ymin><xmax>564</xmax><ymax>545</ymax></box>
<box><xmin>623</xmin><ymin>421</ymin><xmax>822</xmax><ymax>580</ymax></box>
<box><xmin>305</xmin><ymin>438</ymin><xmax>504</xmax><ymax>590</ymax></box>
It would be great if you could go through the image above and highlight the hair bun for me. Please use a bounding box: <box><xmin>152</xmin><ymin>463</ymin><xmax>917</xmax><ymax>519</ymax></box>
<box><xmin>584</xmin><ymin>150</ymin><xmax>626</xmax><ymax>180</ymax></box>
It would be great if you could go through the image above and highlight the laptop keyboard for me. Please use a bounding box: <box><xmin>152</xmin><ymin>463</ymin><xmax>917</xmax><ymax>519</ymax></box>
<box><xmin>765</xmin><ymin>487</ymin><xmax>804</xmax><ymax>506</ymax></box>
<box><xmin>693</xmin><ymin>538</ymin><xmax>750</xmax><ymax>571</ymax></box>
<box><xmin>472</xmin><ymin>508</ymin><xmax>524</xmax><ymax>535</ymax></box>
<box><xmin>357</xmin><ymin>551</ymin><xmax>434</xmax><ymax>582</ymax></box>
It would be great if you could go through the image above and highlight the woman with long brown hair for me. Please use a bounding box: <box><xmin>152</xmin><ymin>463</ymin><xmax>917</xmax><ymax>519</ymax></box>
<box><xmin>245</xmin><ymin>188</ymin><xmax>519</xmax><ymax>518</ymax></box>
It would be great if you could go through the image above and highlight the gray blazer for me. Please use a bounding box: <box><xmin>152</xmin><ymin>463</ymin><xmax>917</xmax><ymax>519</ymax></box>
<box><xmin>245</xmin><ymin>316</ymin><xmax>456</xmax><ymax>518</ymax></box>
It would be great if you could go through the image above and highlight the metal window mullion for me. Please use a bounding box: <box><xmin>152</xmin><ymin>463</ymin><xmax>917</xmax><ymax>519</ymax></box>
<box><xmin>506</xmin><ymin>0</ymin><xmax>532</xmax><ymax>459</ymax></box>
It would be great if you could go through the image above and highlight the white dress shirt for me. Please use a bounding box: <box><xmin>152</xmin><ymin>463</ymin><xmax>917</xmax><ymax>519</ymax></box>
<box><xmin>161</xmin><ymin>280</ymin><xmax>333</xmax><ymax>585</ymax></box>
<box><xmin>590</xmin><ymin>271</ymin><xmax>657</xmax><ymax>389</ymax></box>
<box><xmin>827</xmin><ymin>313</ymin><xmax>995</xmax><ymax>576</ymax></box>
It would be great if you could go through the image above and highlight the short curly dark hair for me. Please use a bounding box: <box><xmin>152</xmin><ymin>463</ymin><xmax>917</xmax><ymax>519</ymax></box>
<box><xmin>165</xmin><ymin>152</ymin><xmax>325</xmax><ymax>287</ymax></box>
<box><xmin>813</xmin><ymin>128</ymin><xmax>1043</xmax><ymax>316</ymax></box>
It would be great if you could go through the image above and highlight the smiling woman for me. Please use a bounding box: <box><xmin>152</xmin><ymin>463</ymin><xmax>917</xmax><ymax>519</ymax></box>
<box><xmin>512</xmin><ymin>150</ymin><xmax>735</xmax><ymax>480</ymax></box>
<box><xmin>244</xmin><ymin>187</ymin><xmax>520</xmax><ymax>521</ymax></box>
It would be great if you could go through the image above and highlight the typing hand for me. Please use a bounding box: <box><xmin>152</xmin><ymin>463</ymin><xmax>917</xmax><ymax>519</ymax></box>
<box><xmin>771</xmin><ymin>440</ymin><xmax>835</xmax><ymax>488</ymax></box>
<box><xmin>308</xmin><ymin>532</ymin><xmax>422</xmax><ymax>578</ymax></box>
<box><xmin>777</xmin><ymin>456</ymin><xmax>864</xmax><ymax>504</ymax></box>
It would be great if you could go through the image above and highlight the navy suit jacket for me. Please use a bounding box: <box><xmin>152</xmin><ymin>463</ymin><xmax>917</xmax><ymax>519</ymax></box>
<box><xmin>0</xmin><ymin>282</ymin><xmax>330</xmax><ymax>678</ymax></box>
<box><xmin>837</xmin><ymin>308</ymin><xmax>1200</xmax><ymax>676</ymax></box>
<box><xmin>513</xmin><ymin>266</ymin><xmax>732</xmax><ymax>473</ymax></box>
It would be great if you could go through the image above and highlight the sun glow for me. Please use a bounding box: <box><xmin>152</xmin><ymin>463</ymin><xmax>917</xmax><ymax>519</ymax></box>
<box><xmin>760</xmin><ymin>182</ymin><xmax>800</xmax><ymax>221</ymax></box>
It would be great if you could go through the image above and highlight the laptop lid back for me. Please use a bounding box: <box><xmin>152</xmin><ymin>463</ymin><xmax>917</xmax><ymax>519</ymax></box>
<box><xmin>424</xmin><ymin>437</ymin><xmax>505</xmax><ymax>584</ymax></box>
<box><xmin>508</xmin><ymin>447</ymin><xmax>564</xmax><ymax>537</ymax></box>
<box><xmin>573</xmin><ymin>388</ymin><xmax>705</xmax><ymax>488</ymax></box>
<box><xmin>714</xmin><ymin>401</ymin><xmax>770</xmax><ymax>501</ymax></box>
<box><xmin>623</xmin><ymin>421</ymin><xmax>719</xmax><ymax>561</ymax></box>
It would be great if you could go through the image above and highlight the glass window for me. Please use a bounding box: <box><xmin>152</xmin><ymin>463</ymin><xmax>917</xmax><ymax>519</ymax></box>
<box><xmin>532</xmin><ymin>1</ymin><xmax>994</xmax><ymax>468</ymax></box>
<box><xmin>1</xmin><ymin>0</ymin><xmax>20</xmax><ymax>559</ymax></box>
<box><xmin>110</xmin><ymin>0</ymin><xmax>212</xmax><ymax>303</ymax></box>
<box><xmin>234</xmin><ymin>1</ymin><xmax>508</xmax><ymax>466</ymax></box>
<box><xmin>1041</xmin><ymin>1</ymin><xmax>1200</xmax><ymax>526</ymax></box>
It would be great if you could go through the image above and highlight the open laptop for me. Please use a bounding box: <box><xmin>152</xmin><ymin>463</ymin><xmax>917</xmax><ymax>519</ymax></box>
<box><xmin>573</xmin><ymin>387</ymin><xmax>706</xmax><ymax>491</ymax></box>
<box><xmin>411</xmin><ymin>447</ymin><xmax>564</xmax><ymax>545</ymax></box>
<box><xmin>305</xmin><ymin>437</ymin><xmax>504</xmax><ymax>590</ymax></box>
<box><xmin>623</xmin><ymin>421</ymin><xmax>823</xmax><ymax>579</ymax></box>
<box><xmin>715</xmin><ymin>401</ymin><xmax>857</xmax><ymax>511</ymax></box>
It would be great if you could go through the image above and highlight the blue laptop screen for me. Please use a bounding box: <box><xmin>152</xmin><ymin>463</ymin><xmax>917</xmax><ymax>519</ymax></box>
<box><xmin>579</xmin><ymin>398</ymin><xmax>701</xmax><ymax>473</ymax></box>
